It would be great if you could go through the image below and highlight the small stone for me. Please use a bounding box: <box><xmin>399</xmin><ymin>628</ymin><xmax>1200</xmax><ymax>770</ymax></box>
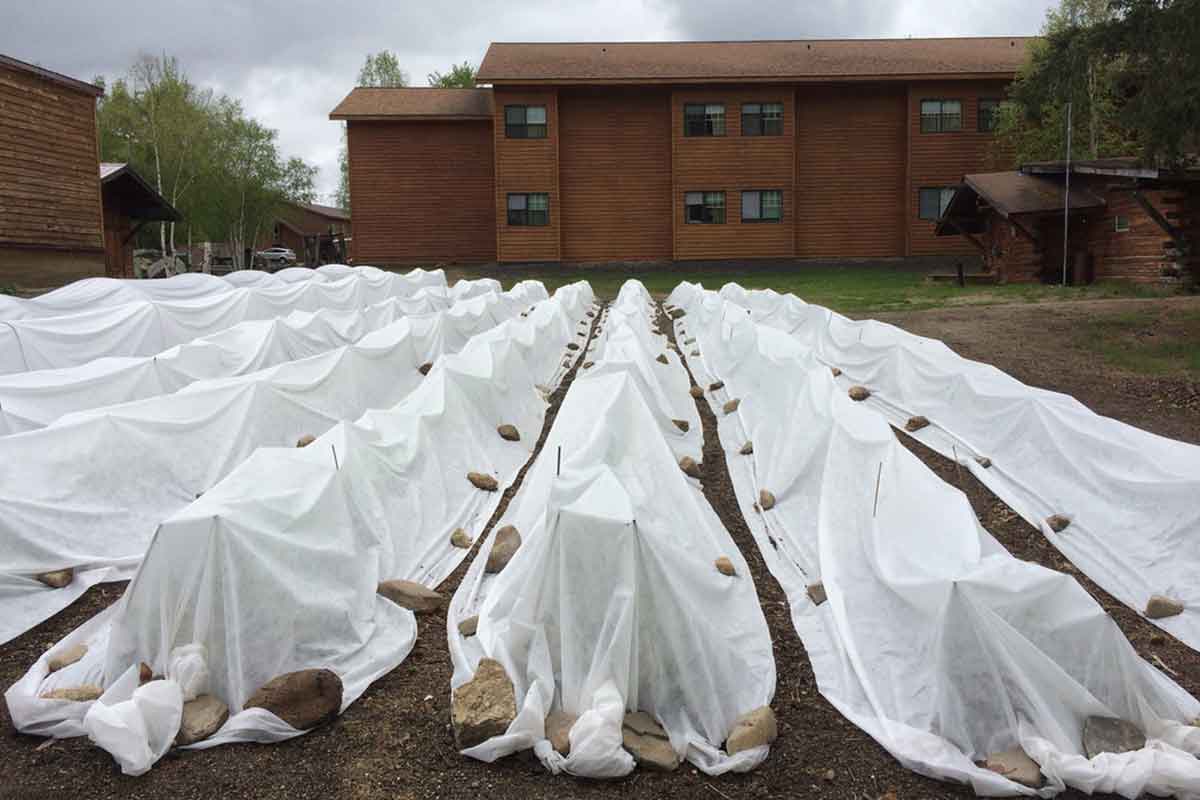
<box><xmin>715</xmin><ymin>557</ymin><xmax>736</xmax><ymax>577</ymax></box>
<box><xmin>904</xmin><ymin>415</ymin><xmax>930</xmax><ymax>432</ymax></box>
<box><xmin>725</xmin><ymin>706</ymin><xmax>778</xmax><ymax>755</ymax></box>
<box><xmin>656</xmin><ymin>354</ymin><xmax>669</xmax><ymax>365</ymax></box>
<box><xmin>244</xmin><ymin>669</ymin><xmax>343</xmax><ymax>730</ymax></box>
<box><xmin>690</xmin><ymin>385</ymin><xmax>704</xmax><ymax>399</ymax></box>
<box><xmin>485</xmin><ymin>525</ymin><xmax>522</xmax><ymax>574</ymax></box>
<box><xmin>1046</xmin><ymin>514</ymin><xmax>1071</xmax><ymax>533</ymax></box>
<box><xmin>708</xmin><ymin>381</ymin><xmax>724</xmax><ymax>391</ymax></box>
<box><xmin>587</xmin><ymin>311</ymin><xmax>595</xmax><ymax>318</ymax></box>
<box><xmin>138</xmin><ymin>662</ymin><xmax>153</xmax><ymax>684</ymax></box>
<box><xmin>690</xmin><ymin>350</ymin><xmax>699</xmax><ymax>357</ymax></box>
<box><xmin>566</xmin><ymin>343</ymin><xmax>580</xmax><ymax>351</ymax></box>
<box><xmin>807</xmin><ymin>582</ymin><xmax>827</xmax><ymax>606</ymax></box>
<box><xmin>823</xmin><ymin>769</ymin><xmax>836</xmax><ymax>782</ymax></box>
<box><xmin>450</xmin><ymin>528</ymin><xmax>473</xmax><ymax>549</ymax></box>
<box><xmin>679</xmin><ymin>456</ymin><xmax>702</xmax><ymax>479</ymax></box>
<box><xmin>976</xmin><ymin>456</ymin><xmax>992</xmax><ymax>468</ymax></box>
<box><xmin>684</xmin><ymin>337</ymin><xmax>696</xmax><ymax>345</ymax></box>
<box><xmin>622</xmin><ymin>712</ymin><xmax>679</xmax><ymax>771</ymax></box>
<box><xmin>669</xmin><ymin>308</ymin><xmax>686</xmax><ymax>319</ymax></box>
<box><xmin>583</xmin><ymin>361</ymin><xmax>594</xmax><ymax>369</ymax></box>
<box><xmin>377</xmin><ymin>579</ymin><xmax>444</xmax><ymax>613</ymax></box>
<box><xmin>468</xmin><ymin>472</ymin><xmax>499</xmax><ymax>491</ymax></box>
<box><xmin>740</xmin><ymin>441</ymin><xmax>754</xmax><ymax>455</ymax></box>
<box><xmin>1145</xmin><ymin>595</ymin><xmax>1185</xmax><ymax>619</ymax></box>
<box><xmin>457</xmin><ymin>615</ymin><xmax>479</xmax><ymax>637</ymax></box>
<box><xmin>176</xmin><ymin>695</ymin><xmax>229</xmax><ymax>746</ymax></box>
<box><xmin>830</xmin><ymin>367</ymin><xmax>842</xmax><ymax>377</ymax></box>
<box><xmin>576</xmin><ymin>331</ymin><xmax>586</xmax><ymax>337</ymax></box>
<box><xmin>545</xmin><ymin>710</ymin><xmax>578</xmax><ymax>756</ymax></box>
<box><xmin>722</xmin><ymin>398</ymin><xmax>740</xmax><ymax>415</ymax></box>
<box><xmin>295</xmin><ymin>434</ymin><xmax>316</xmax><ymax>448</ymax></box>
<box><xmin>452</xmin><ymin>658</ymin><xmax>517</xmax><ymax>750</ymax></box>
<box><xmin>1150</xmin><ymin>633</ymin><xmax>1166</xmax><ymax>645</ymax></box>
<box><xmin>418</xmin><ymin>362</ymin><xmax>433</xmax><ymax>375</ymax></box>
<box><xmin>983</xmin><ymin>747</ymin><xmax>1043</xmax><ymax>788</ymax></box>
<box><xmin>672</xmin><ymin>419</ymin><xmax>690</xmax><ymax>433</ymax></box>
<box><xmin>759</xmin><ymin>489</ymin><xmax>776</xmax><ymax>511</ymax></box>
<box><xmin>1082</xmin><ymin>716</ymin><xmax>1145</xmax><ymax>758</ymax></box>
<box><xmin>848</xmin><ymin>386</ymin><xmax>871</xmax><ymax>401</ymax></box>
<box><xmin>497</xmin><ymin>424</ymin><xmax>521</xmax><ymax>442</ymax></box>
<box><xmin>42</xmin><ymin>685</ymin><xmax>103</xmax><ymax>702</ymax></box>
<box><xmin>47</xmin><ymin>643</ymin><xmax>87</xmax><ymax>673</ymax></box>
<box><xmin>35</xmin><ymin>569</ymin><xmax>73</xmax><ymax>589</ymax></box>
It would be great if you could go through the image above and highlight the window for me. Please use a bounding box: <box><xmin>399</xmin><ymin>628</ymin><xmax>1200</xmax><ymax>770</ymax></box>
<box><xmin>920</xmin><ymin>99</ymin><xmax>963</xmax><ymax>133</ymax></box>
<box><xmin>684</xmin><ymin>103</ymin><xmax>726</xmax><ymax>136</ymax></box>
<box><xmin>742</xmin><ymin>102</ymin><xmax>784</xmax><ymax>136</ymax></box>
<box><xmin>1114</xmin><ymin>214</ymin><xmax>1130</xmax><ymax>232</ymax></box>
<box><xmin>505</xmin><ymin>105</ymin><xmax>547</xmax><ymax>138</ymax></box>
<box><xmin>685</xmin><ymin>192</ymin><xmax>725</xmax><ymax>224</ymax></box>
<box><xmin>977</xmin><ymin>98</ymin><xmax>1001</xmax><ymax>133</ymax></box>
<box><xmin>507</xmin><ymin>193</ymin><xmax>549</xmax><ymax>226</ymax></box>
<box><xmin>741</xmin><ymin>190</ymin><xmax>783</xmax><ymax>222</ymax></box>
<box><xmin>918</xmin><ymin>187</ymin><xmax>956</xmax><ymax>221</ymax></box>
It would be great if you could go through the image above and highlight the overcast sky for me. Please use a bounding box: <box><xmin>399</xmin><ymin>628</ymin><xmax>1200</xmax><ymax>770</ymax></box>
<box><xmin>3</xmin><ymin>1</ymin><xmax>1055</xmax><ymax>204</ymax></box>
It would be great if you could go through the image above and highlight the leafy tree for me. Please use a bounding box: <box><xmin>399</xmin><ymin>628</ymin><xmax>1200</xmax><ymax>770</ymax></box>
<box><xmin>427</xmin><ymin>61</ymin><xmax>477</xmax><ymax>88</ymax></box>
<box><xmin>338</xmin><ymin>51</ymin><xmax>410</xmax><ymax>208</ymax></box>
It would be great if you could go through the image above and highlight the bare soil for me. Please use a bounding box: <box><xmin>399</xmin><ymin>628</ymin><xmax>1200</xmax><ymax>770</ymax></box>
<box><xmin>2</xmin><ymin>297</ymin><xmax>1198</xmax><ymax>800</ymax></box>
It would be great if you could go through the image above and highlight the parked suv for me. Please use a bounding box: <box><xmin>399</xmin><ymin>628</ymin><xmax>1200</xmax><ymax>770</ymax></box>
<box><xmin>256</xmin><ymin>247</ymin><xmax>296</xmax><ymax>270</ymax></box>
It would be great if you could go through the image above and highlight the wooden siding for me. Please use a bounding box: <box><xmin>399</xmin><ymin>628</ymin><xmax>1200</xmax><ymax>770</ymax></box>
<box><xmin>794</xmin><ymin>84</ymin><xmax>906</xmax><ymax>257</ymax></box>
<box><xmin>558</xmin><ymin>87</ymin><xmax>672</xmax><ymax>262</ymax></box>
<box><xmin>493</xmin><ymin>88</ymin><xmax>560</xmax><ymax>262</ymax></box>
<box><xmin>671</xmin><ymin>87</ymin><xmax>795</xmax><ymax>260</ymax></box>
<box><xmin>346</xmin><ymin>120</ymin><xmax>495</xmax><ymax>264</ymax></box>
<box><xmin>907</xmin><ymin>80</ymin><xmax>1013</xmax><ymax>256</ymax></box>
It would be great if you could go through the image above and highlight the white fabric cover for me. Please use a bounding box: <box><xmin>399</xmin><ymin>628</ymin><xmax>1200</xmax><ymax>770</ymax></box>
<box><xmin>0</xmin><ymin>283</ymin><xmax>547</xmax><ymax>645</ymax></box>
<box><xmin>666</xmin><ymin>282</ymin><xmax>1200</xmax><ymax>798</ymax></box>
<box><xmin>0</xmin><ymin>268</ymin><xmax>451</xmax><ymax>375</ymax></box>
<box><xmin>448</xmin><ymin>281</ymin><xmax>774</xmax><ymax>778</ymax></box>
<box><xmin>713</xmin><ymin>285</ymin><xmax>1200</xmax><ymax>651</ymax></box>
<box><xmin>5</xmin><ymin>282</ymin><xmax>594</xmax><ymax>773</ymax></box>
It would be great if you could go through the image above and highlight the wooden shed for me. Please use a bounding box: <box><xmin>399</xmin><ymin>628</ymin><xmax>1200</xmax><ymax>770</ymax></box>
<box><xmin>99</xmin><ymin>162</ymin><xmax>182</xmax><ymax>278</ymax></box>
<box><xmin>264</xmin><ymin>201</ymin><xmax>351</xmax><ymax>266</ymax></box>
<box><xmin>0</xmin><ymin>53</ymin><xmax>105</xmax><ymax>289</ymax></box>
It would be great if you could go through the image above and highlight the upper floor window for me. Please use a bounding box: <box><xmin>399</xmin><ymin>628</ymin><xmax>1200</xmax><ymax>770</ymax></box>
<box><xmin>742</xmin><ymin>190</ymin><xmax>783</xmax><ymax>222</ymax></box>
<box><xmin>742</xmin><ymin>102</ymin><xmax>784</xmax><ymax>136</ymax></box>
<box><xmin>505</xmin><ymin>105</ymin><xmax>547</xmax><ymax>138</ymax></box>
<box><xmin>920</xmin><ymin>99</ymin><xmax>962</xmax><ymax>133</ymax></box>
<box><xmin>685</xmin><ymin>191</ymin><xmax>725</xmax><ymax>224</ymax></box>
<box><xmin>918</xmin><ymin>187</ymin><xmax>957</xmax><ymax>221</ymax></box>
<box><xmin>507</xmin><ymin>193</ymin><xmax>549</xmax><ymax>226</ymax></box>
<box><xmin>978</xmin><ymin>98</ymin><xmax>1002</xmax><ymax>133</ymax></box>
<box><xmin>684</xmin><ymin>103</ymin><xmax>725</xmax><ymax>137</ymax></box>
<box><xmin>1114</xmin><ymin>214</ymin><xmax>1130</xmax><ymax>232</ymax></box>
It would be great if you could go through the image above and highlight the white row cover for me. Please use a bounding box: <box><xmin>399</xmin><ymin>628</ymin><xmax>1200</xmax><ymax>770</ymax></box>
<box><xmin>0</xmin><ymin>283</ymin><xmax>547</xmax><ymax>645</ymax></box>
<box><xmin>667</xmin><ymin>283</ymin><xmax>1200</xmax><ymax>798</ymax></box>
<box><xmin>0</xmin><ymin>267</ymin><xmax>456</xmax><ymax>375</ymax></box>
<box><xmin>0</xmin><ymin>293</ymin><xmax>449</xmax><ymax>435</ymax></box>
<box><xmin>0</xmin><ymin>265</ymin><xmax>444</xmax><ymax>321</ymax></box>
<box><xmin>715</xmin><ymin>284</ymin><xmax>1200</xmax><ymax>652</ymax></box>
<box><xmin>5</xmin><ymin>282</ymin><xmax>595</xmax><ymax>776</ymax></box>
<box><xmin>449</xmin><ymin>281</ymin><xmax>774</xmax><ymax>778</ymax></box>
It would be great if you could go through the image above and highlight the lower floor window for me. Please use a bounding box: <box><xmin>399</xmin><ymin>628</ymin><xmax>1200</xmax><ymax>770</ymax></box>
<box><xmin>1114</xmin><ymin>214</ymin><xmax>1130</xmax><ymax>232</ymax></box>
<box><xmin>507</xmin><ymin>193</ymin><xmax>550</xmax><ymax>226</ymax></box>
<box><xmin>918</xmin><ymin>187</ymin><xmax>956</xmax><ymax>221</ymax></box>
<box><xmin>685</xmin><ymin>191</ymin><xmax>725</xmax><ymax>224</ymax></box>
<box><xmin>742</xmin><ymin>190</ymin><xmax>782</xmax><ymax>222</ymax></box>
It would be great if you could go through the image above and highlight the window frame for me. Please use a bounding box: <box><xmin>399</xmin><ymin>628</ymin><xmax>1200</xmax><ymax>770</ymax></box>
<box><xmin>1114</xmin><ymin>214</ymin><xmax>1130</xmax><ymax>233</ymax></box>
<box><xmin>684</xmin><ymin>191</ymin><xmax>726</xmax><ymax>224</ymax></box>
<box><xmin>977</xmin><ymin>98</ymin><xmax>1002</xmax><ymax>133</ymax></box>
<box><xmin>504</xmin><ymin>104</ymin><xmax>548</xmax><ymax>139</ymax></box>
<box><xmin>741</xmin><ymin>189</ymin><xmax>784</xmax><ymax>223</ymax></box>
<box><xmin>741</xmin><ymin>102</ymin><xmax>784</xmax><ymax>136</ymax></box>
<box><xmin>918</xmin><ymin>187</ymin><xmax>957</xmax><ymax>221</ymax></box>
<box><xmin>683</xmin><ymin>103</ymin><xmax>726</xmax><ymax>137</ymax></box>
<box><xmin>920</xmin><ymin>99</ymin><xmax>963</xmax><ymax>133</ymax></box>
<box><xmin>506</xmin><ymin>192</ymin><xmax>550</xmax><ymax>227</ymax></box>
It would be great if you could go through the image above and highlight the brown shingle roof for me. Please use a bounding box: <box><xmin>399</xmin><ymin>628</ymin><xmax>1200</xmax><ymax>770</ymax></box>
<box><xmin>0</xmin><ymin>53</ymin><xmax>104</xmax><ymax>96</ymax></box>
<box><xmin>476</xmin><ymin>38</ymin><xmax>1034</xmax><ymax>84</ymax></box>
<box><xmin>329</xmin><ymin>88</ymin><xmax>494</xmax><ymax>120</ymax></box>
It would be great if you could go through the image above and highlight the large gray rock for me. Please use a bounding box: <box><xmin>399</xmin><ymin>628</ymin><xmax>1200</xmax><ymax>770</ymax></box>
<box><xmin>244</xmin><ymin>668</ymin><xmax>343</xmax><ymax>730</ymax></box>
<box><xmin>725</xmin><ymin>706</ymin><xmax>778</xmax><ymax>755</ymax></box>
<box><xmin>740</xmin><ymin>441</ymin><xmax>754</xmax><ymax>456</ymax></box>
<box><xmin>452</xmin><ymin>658</ymin><xmax>517</xmax><ymax>749</ymax></box>
<box><xmin>485</xmin><ymin>525</ymin><xmax>522</xmax><ymax>574</ymax></box>
<box><xmin>622</xmin><ymin>711</ymin><xmax>679</xmax><ymax>771</ymax></box>
<box><xmin>377</xmin><ymin>579</ymin><xmax>443</xmax><ymax>613</ymax></box>
<box><xmin>545</xmin><ymin>710</ymin><xmax>578</xmax><ymax>756</ymax></box>
<box><xmin>983</xmin><ymin>747</ymin><xmax>1042</xmax><ymax>788</ymax></box>
<box><xmin>47</xmin><ymin>643</ymin><xmax>87</xmax><ymax>673</ymax></box>
<box><xmin>1082</xmin><ymin>716</ymin><xmax>1145</xmax><ymax>758</ymax></box>
<box><xmin>176</xmin><ymin>695</ymin><xmax>229</xmax><ymax>745</ymax></box>
<box><xmin>1145</xmin><ymin>595</ymin><xmax>1184</xmax><ymax>619</ymax></box>
<box><xmin>656</xmin><ymin>353</ymin><xmax>669</xmax><ymax>365</ymax></box>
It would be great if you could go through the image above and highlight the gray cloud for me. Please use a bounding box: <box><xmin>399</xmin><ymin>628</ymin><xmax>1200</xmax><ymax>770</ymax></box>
<box><xmin>1</xmin><ymin>0</ymin><xmax>1053</xmax><ymax>202</ymax></box>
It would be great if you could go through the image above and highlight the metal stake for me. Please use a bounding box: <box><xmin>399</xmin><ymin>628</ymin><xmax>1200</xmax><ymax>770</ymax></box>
<box><xmin>873</xmin><ymin>462</ymin><xmax>883</xmax><ymax>517</ymax></box>
<box><xmin>331</xmin><ymin>444</ymin><xmax>340</xmax><ymax>471</ymax></box>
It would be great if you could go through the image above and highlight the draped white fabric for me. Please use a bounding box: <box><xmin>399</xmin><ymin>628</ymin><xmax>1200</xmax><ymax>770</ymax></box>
<box><xmin>666</xmin><ymin>282</ymin><xmax>1200</xmax><ymax>798</ymax></box>
<box><xmin>449</xmin><ymin>281</ymin><xmax>775</xmax><ymax>778</ymax></box>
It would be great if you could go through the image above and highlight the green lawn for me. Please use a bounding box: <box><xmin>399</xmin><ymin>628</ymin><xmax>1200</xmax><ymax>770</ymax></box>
<box><xmin>1072</xmin><ymin>307</ymin><xmax>1200</xmax><ymax>377</ymax></box>
<box><xmin>443</xmin><ymin>263</ymin><xmax>1181</xmax><ymax>314</ymax></box>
